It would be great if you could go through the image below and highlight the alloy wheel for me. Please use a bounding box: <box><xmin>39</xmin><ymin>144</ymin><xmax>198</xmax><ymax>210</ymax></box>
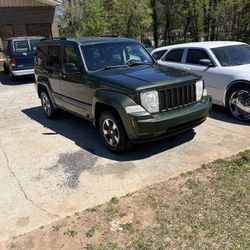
<box><xmin>229</xmin><ymin>90</ymin><xmax>250</xmax><ymax>121</ymax></box>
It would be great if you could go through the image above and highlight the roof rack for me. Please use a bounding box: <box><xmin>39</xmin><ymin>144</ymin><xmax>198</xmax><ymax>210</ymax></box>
<box><xmin>40</xmin><ymin>37</ymin><xmax>67</xmax><ymax>41</ymax></box>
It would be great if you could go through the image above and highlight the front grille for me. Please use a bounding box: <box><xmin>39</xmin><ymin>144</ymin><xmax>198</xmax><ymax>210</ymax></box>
<box><xmin>159</xmin><ymin>83</ymin><xmax>197</xmax><ymax>111</ymax></box>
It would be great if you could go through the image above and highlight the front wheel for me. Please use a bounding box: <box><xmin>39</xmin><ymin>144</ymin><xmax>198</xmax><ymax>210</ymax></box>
<box><xmin>99</xmin><ymin>111</ymin><xmax>133</xmax><ymax>154</ymax></box>
<box><xmin>228</xmin><ymin>85</ymin><xmax>250</xmax><ymax>122</ymax></box>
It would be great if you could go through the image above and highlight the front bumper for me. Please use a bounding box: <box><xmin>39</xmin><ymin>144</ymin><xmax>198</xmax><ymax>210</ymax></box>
<box><xmin>12</xmin><ymin>69</ymin><xmax>34</xmax><ymax>76</ymax></box>
<box><xmin>126</xmin><ymin>96</ymin><xmax>211</xmax><ymax>142</ymax></box>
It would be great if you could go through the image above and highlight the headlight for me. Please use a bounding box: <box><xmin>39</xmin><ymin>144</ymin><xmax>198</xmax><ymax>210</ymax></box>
<box><xmin>140</xmin><ymin>90</ymin><xmax>159</xmax><ymax>113</ymax></box>
<box><xmin>196</xmin><ymin>80</ymin><xmax>204</xmax><ymax>101</ymax></box>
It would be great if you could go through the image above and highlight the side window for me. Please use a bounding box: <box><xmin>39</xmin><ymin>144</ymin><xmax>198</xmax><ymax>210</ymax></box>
<box><xmin>164</xmin><ymin>49</ymin><xmax>184</xmax><ymax>63</ymax></box>
<box><xmin>152</xmin><ymin>50</ymin><xmax>167</xmax><ymax>60</ymax></box>
<box><xmin>36</xmin><ymin>45</ymin><xmax>47</xmax><ymax>68</ymax></box>
<box><xmin>186</xmin><ymin>49</ymin><xmax>210</xmax><ymax>65</ymax></box>
<box><xmin>47</xmin><ymin>45</ymin><xmax>60</xmax><ymax>71</ymax></box>
<box><xmin>7</xmin><ymin>41</ymin><xmax>12</xmax><ymax>53</ymax></box>
<box><xmin>63</xmin><ymin>45</ymin><xmax>80</xmax><ymax>68</ymax></box>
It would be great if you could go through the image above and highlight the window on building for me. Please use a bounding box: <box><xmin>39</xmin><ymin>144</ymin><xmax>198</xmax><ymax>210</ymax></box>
<box><xmin>26</xmin><ymin>23</ymin><xmax>52</xmax><ymax>38</ymax></box>
<box><xmin>164</xmin><ymin>49</ymin><xmax>184</xmax><ymax>63</ymax></box>
<box><xmin>186</xmin><ymin>49</ymin><xmax>210</xmax><ymax>65</ymax></box>
<box><xmin>47</xmin><ymin>45</ymin><xmax>60</xmax><ymax>71</ymax></box>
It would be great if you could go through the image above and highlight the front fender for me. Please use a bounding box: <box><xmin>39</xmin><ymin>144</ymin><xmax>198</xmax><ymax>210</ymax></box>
<box><xmin>92</xmin><ymin>90</ymin><xmax>139</xmax><ymax>139</ymax></box>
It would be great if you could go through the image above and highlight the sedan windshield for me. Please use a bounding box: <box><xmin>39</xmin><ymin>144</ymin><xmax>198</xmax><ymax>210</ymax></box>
<box><xmin>81</xmin><ymin>41</ymin><xmax>153</xmax><ymax>71</ymax></box>
<box><xmin>212</xmin><ymin>45</ymin><xmax>250</xmax><ymax>66</ymax></box>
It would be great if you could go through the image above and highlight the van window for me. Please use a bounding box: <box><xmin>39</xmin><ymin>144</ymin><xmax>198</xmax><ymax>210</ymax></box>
<box><xmin>30</xmin><ymin>39</ymin><xmax>40</xmax><ymax>52</ymax></box>
<box><xmin>14</xmin><ymin>40</ymin><xmax>29</xmax><ymax>53</ymax></box>
<box><xmin>47</xmin><ymin>45</ymin><xmax>60</xmax><ymax>71</ymax></box>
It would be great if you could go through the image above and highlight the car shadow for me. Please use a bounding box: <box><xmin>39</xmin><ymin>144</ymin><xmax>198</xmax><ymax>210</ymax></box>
<box><xmin>22</xmin><ymin>106</ymin><xmax>196</xmax><ymax>161</ymax></box>
<box><xmin>210</xmin><ymin>104</ymin><xmax>249</xmax><ymax>126</ymax></box>
<box><xmin>0</xmin><ymin>72</ymin><xmax>35</xmax><ymax>85</ymax></box>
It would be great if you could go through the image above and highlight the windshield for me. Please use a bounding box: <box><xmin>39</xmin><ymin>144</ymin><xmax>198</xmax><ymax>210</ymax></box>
<box><xmin>14</xmin><ymin>39</ymin><xmax>40</xmax><ymax>53</ymax></box>
<box><xmin>81</xmin><ymin>41</ymin><xmax>153</xmax><ymax>71</ymax></box>
<box><xmin>212</xmin><ymin>45</ymin><xmax>250</xmax><ymax>66</ymax></box>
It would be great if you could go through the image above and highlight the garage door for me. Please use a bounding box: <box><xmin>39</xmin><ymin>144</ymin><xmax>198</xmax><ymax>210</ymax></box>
<box><xmin>26</xmin><ymin>23</ymin><xmax>52</xmax><ymax>38</ymax></box>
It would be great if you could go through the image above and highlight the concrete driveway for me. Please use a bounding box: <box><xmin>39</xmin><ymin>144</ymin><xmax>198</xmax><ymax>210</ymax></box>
<box><xmin>0</xmin><ymin>72</ymin><xmax>249</xmax><ymax>243</ymax></box>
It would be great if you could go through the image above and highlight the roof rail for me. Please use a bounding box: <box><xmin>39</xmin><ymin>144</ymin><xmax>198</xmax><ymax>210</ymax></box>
<box><xmin>40</xmin><ymin>37</ymin><xmax>67</xmax><ymax>41</ymax></box>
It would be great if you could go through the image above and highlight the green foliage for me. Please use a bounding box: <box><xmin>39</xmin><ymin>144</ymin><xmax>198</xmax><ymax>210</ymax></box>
<box><xmin>58</xmin><ymin>0</ymin><xmax>250</xmax><ymax>44</ymax></box>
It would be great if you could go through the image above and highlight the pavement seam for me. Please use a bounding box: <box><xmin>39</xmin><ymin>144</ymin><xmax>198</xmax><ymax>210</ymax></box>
<box><xmin>0</xmin><ymin>140</ymin><xmax>59</xmax><ymax>219</ymax></box>
<box><xmin>205</xmin><ymin>121</ymin><xmax>248</xmax><ymax>137</ymax></box>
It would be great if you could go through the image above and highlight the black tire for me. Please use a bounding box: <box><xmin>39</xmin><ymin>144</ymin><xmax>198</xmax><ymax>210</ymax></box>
<box><xmin>9</xmin><ymin>71</ymin><xmax>17</xmax><ymax>82</ymax></box>
<box><xmin>99</xmin><ymin>111</ymin><xmax>133</xmax><ymax>154</ymax></box>
<box><xmin>227</xmin><ymin>84</ymin><xmax>250</xmax><ymax>122</ymax></box>
<box><xmin>3</xmin><ymin>64</ymin><xmax>9</xmax><ymax>74</ymax></box>
<box><xmin>40</xmin><ymin>90</ymin><xmax>57</xmax><ymax>119</ymax></box>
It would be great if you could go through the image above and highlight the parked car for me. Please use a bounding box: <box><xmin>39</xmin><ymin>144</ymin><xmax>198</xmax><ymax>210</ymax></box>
<box><xmin>151</xmin><ymin>41</ymin><xmax>250</xmax><ymax>121</ymax></box>
<box><xmin>35</xmin><ymin>37</ymin><xmax>211</xmax><ymax>153</ymax></box>
<box><xmin>0</xmin><ymin>36</ymin><xmax>43</xmax><ymax>81</ymax></box>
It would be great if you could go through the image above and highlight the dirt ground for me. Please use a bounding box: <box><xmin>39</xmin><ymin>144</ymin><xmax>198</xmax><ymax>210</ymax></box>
<box><xmin>1</xmin><ymin>150</ymin><xmax>249</xmax><ymax>250</ymax></box>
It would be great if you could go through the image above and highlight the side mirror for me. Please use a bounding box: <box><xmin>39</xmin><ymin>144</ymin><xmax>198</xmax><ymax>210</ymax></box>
<box><xmin>63</xmin><ymin>63</ymin><xmax>82</xmax><ymax>74</ymax></box>
<box><xmin>200</xmin><ymin>59</ymin><xmax>214</xmax><ymax>67</ymax></box>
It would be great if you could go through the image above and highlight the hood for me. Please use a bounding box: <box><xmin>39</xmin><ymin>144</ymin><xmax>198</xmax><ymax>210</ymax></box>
<box><xmin>91</xmin><ymin>64</ymin><xmax>200</xmax><ymax>92</ymax></box>
<box><xmin>224</xmin><ymin>64</ymin><xmax>250</xmax><ymax>74</ymax></box>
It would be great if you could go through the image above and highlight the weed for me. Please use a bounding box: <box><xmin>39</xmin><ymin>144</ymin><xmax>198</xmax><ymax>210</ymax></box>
<box><xmin>52</xmin><ymin>224</ymin><xmax>61</xmax><ymax>232</ymax></box>
<box><xmin>63</xmin><ymin>228</ymin><xmax>77</xmax><ymax>237</ymax></box>
<box><xmin>85</xmin><ymin>225</ymin><xmax>99</xmax><ymax>238</ymax></box>
<box><xmin>110</xmin><ymin>196</ymin><xmax>119</xmax><ymax>204</ymax></box>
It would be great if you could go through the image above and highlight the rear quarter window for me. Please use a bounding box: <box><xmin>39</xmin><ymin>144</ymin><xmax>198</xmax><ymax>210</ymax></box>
<box><xmin>152</xmin><ymin>49</ymin><xmax>168</xmax><ymax>60</ymax></box>
<box><xmin>14</xmin><ymin>40</ymin><xmax>29</xmax><ymax>53</ymax></box>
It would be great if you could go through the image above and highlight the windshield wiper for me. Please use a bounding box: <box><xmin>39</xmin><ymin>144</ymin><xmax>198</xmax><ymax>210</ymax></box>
<box><xmin>96</xmin><ymin>65</ymin><xmax>129</xmax><ymax>72</ymax></box>
<box><xmin>127</xmin><ymin>62</ymin><xmax>153</xmax><ymax>67</ymax></box>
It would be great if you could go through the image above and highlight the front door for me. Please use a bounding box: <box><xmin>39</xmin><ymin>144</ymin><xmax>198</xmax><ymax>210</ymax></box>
<box><xmin>60</xmin><ymin>45</ymin><xmax>90</xmax><ymax>118</ymax></box>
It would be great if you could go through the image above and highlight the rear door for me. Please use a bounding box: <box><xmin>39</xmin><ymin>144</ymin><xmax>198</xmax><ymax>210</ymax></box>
<box><xmin>12</xmin><ymin>39</ymin><xmax>38</xmax><ymax>70</ymax></box>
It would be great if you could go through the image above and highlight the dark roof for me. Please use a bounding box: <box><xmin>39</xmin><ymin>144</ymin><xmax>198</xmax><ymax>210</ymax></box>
<box><xmin>74</xmin><ymin>37</ymin><xmax>137</xmax><ymax>45</ymax></box>
<box><xmin>40</xmin><ymin>37</ymin><xmax>137</xmax><ymax>45</ymax></box>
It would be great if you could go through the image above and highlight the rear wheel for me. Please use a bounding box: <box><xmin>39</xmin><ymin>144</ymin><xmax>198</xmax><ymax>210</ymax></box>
<box><xmin>3</xmin><ymin>64</ymin><xmax>9</xmax><ymax>74</ymax></box>
<box><xmin>228</xmin><ymin>85</ymin><xmax>250</xmax><ymax>122</ymax></box>
<box><xmin>41</xmin><ymin>90</ymin><xmax>56</xmax><ymax>119</ymax></box>
<box><xmin>9</xmin><ymin>71</ymin><xmax>17</xmax><ymax>82</ymax></box>
<box><xmin>99</xmin><ymin>111</ymin><xmax>133</xmax><ymax>153</ymax></box>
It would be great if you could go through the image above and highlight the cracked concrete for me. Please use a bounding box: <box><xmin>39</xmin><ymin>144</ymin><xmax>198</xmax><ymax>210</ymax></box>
<box><xmin>0</xmin><ymin>74</ymin><xmax>249</xmax><ymax>243</ymax></box>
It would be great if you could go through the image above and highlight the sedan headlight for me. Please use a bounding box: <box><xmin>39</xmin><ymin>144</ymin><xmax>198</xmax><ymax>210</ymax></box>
<box><xmin>196</xmin><ymin>80</ymin><xmax>204</xmax><ymax>101</ymax></box>
<box><xmin>140</xmin><ymin>90</ymin><xmax>159</xmax><ymax>113</ymax></box>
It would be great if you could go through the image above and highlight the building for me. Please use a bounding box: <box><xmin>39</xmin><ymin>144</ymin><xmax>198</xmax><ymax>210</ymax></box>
<box><xmin>0</xmin><ymin>0</ymin><xmax>61</xmax><ymax>48</ymax></box>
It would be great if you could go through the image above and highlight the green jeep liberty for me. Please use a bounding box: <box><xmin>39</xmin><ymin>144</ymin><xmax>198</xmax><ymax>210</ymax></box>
<box><xmin>35</xmin><ymin>37</ymin><xmax>211</xmax><ymax>153</ymax></box>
